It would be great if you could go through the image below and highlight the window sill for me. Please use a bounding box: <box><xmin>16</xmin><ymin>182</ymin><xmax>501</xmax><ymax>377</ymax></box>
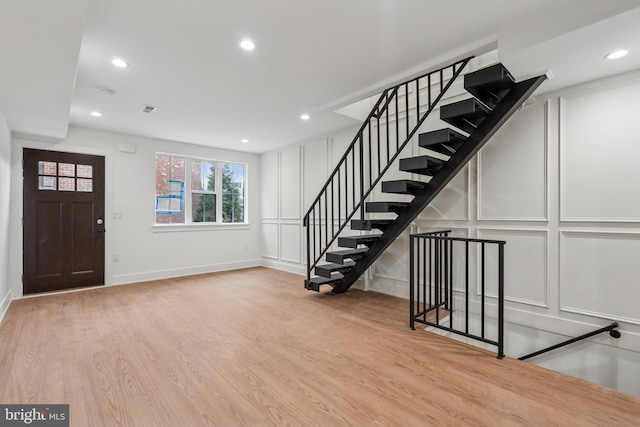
<box><xmin>151</xmin><ymin>223</ymin><xmax>251</xmax><ymax>233</ymax></box>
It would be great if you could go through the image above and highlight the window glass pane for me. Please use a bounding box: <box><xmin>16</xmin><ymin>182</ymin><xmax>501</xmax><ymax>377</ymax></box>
<box><xmin>155</xmin><ymin>154</ymin><xmax>185</xmax><ymax>224</ymax></box>
<box><xmin>222</xmin><ymin>163</ymin><xmax>245</xmax><ymax>223</ymax></box>
<box><xmin>38</xmin><ymin>161</ymin><xmax>57</xmax><ymax>175</ymax></box>
<box><xmin>192</xmin><ymin>193</ymin><xmax>216</xmax><ymax>222</ymax></box>
<box><xmin>38</xmin><ymin>176</ymin><xmax>57</xmax><ymax>191</ymax></box>
<box><xmin>58</xmin><ymin>177</ymin><xmax>75</xmax><ymax>191</ymax></box>
<box><xmin>77</xmin><ymin>164</ymin><xmax>93</xmax><ymax>178</ymax></box>
<box><xmin>191</xmin><ymin>160</ymin><xmax>215</xmax><ymax>192</ymax></box>
<box><xmin>59</xmin><ymin>163</ymin><xmax>75</xmax><ymax>177</ymax></box>
<box><xmin>77</xmin><ymin>178</ymin><xmax>93</xmax><ymax>192</ymax></box>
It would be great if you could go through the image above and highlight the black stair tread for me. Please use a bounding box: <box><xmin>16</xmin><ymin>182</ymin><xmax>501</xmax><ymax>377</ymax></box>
<box><xmin>366</xmin><ymin>201</ymin><xmax>410</xmax><ymax>214</ymax></box>
<box><xmin>315</xmin><ymin>261</ymin><xmax>356</xmax><ymax>278</ymax></box>
<box><xmin>305</xmin><ymin>274</ymin><xmax>343</xmax><ymax>291</ymax></box>
<box><xmin>381</xmin><ymin>179</ymin><xmax>427</xmax><ymax>195</ymax></box>
<box><xmin>351</xmin><ymin>219</ymin><xmax>394</xmax><ymax>231</ymax></box>
<box><xmin>399</xmin><ymin>155</ymin><xmax>445</xmax><ymax>176</ymax></box>
<box><xmin>464</xmin><ymin>63</ymin><xmax>515</xmax><ymax>109</ymax></box>
<box><xmin>419</xmin><ymin>128</ymin><xmax>467</xmax><ymax>147</ymax></box>
<box><xmin>440</xmin><ymin>98</ymin><xmax>491</xmax><ymax>134</ymax></box>
<box><xmin>326</xmin><ymin>248</ymin><xmax>369</xmax><ymax>263</ymax></box>
<box><xmin>338</xmin><ymin>234</ymin><xmax>383</xmax><ymax>248</ymax></box>
<box><xmin>419</xmin><ymin>129</ymin><xmax>467</xmax><ymax>156</ymax></box>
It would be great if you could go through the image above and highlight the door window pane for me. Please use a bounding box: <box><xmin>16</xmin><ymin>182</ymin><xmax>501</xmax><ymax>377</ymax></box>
<box><xmin>38</xmin><ymin>161</ymin><xmax>57</xmax><ymax>175</ymax></box>
<box><xmin>77</xmin><ymin>164</ymin><xmax>93</xmax><ymax>178</ymax></box>
<box><xmin>38</xmin><ymin>176</ymin><xmax>57</xmax><ymax>191</ymax></box>
<box><xmin>77</xmin><ymin>178</ymin><xmax>93</xmax><ymax>192</ymax></box>
<box><xmin>58</xmin><ymin>177</ymin><xmax>75</xmax><ymax>191</ymax></box>
<box><xmin>59</xmin><ymin>163</ymin><xmax>75</xmax><ymax>177</ymax></box>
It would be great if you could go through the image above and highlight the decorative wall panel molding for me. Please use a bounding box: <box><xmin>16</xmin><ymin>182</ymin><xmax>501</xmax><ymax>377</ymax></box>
<box><xmin>478</xmin><ymin>101</ymin><xmax>548</xmax><ymax>221</ymax></box>
<box><xmin>419</xmin><ymin>164</ymin><xmax>470</xmax><ymax>221</ymax></box>
<box><xmin>560</xmin><ymin>80</ymin><xmax>640</xmax><ymax>222</ymax></box>
<box><xmin>303</xmin><ymin>138</ymin><xmax>328</xmax><ymax>209</ymax></box>
<box><xmin>280</xmin><ymin>223</ymin><xmax>302</xmax><ymax>264</ymax></box>
<box><xmin>260</xmin><ymin>152</ymin><xmax>279</xmax><ymax>220</ymax></box>
<box><xmin>261</xmin><ymin>222</ymin><xmax>279</xmax><ymax>259</ymax></box>
<box><xmin>478</xmin><ymin>228</ymin><xmax>549</xmax><ymax>308</ymax></box>
<box><xmin>280</xmin><ymin>146</ymin><xmax>301</xmax><ymax>220</ymax></box>
<box><xmin>560</xmin><ymin>230</ymin><xmax>640</xmax><ymax>325</ymax></box>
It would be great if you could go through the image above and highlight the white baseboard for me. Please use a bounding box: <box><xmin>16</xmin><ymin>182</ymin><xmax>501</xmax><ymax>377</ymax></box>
<box><xmin>111</xmin><ymin>259</ymin><xmax>262</xmax><ymax>285</ymax></box>
<box><xmin>260</xmin><ymin>258</ymin><xmax>306</xmax><ymax>275</ymax></box>
<box><xmin>0</xmin><ymin>289</ymin><xmax>11</xmax><ymax>325</ymax></box>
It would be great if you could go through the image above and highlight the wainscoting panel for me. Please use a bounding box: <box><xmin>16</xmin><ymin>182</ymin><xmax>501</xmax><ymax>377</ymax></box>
<box><xmin>280</xmin><ymin>145</ymin><xmax>301</xmax><ymax>220</ymax></box>
<box><xmin>303</xmin><ymin>138</ymin><xmax>328</xmax><ymax>210</ymax></box>
<box><xmin>560</xmin><ymin>79</ymin><xmax>640</xmax><ymax>222</ymax></box>
<box><xmin>478</xmin><ymin>228</ymin><xmax>548</xmax><ymax>308</ymax></box>
<box><xmin>419</xmin><ymin>164</ymin><xmax>470</xmax><ymax>221</ymax></box>
<box><xmin>560</xmin><ymin>231</ymin><xmax>640</xmax><ymax>325</ymax></box>
<box><xmin>261</xmin><ymin>222</ymin><xmax>279</xmax><ymax>260</ymax></box>
<box><xmin>261</xmin><ymin>152</ymin><xmax>279</xmax><ymax>219</ymax></box>
<box><xmin>478</xmin><ymin>101</ymin><xmax>548</xmax><ymax>221</ymax></box>
<box><xmin>280</xmin><ymin>223</ymin><xmax>302</xmax><ymax>264</ymax></box>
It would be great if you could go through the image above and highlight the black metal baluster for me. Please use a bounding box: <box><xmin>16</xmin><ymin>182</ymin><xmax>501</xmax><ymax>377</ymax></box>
<box><xmin>324</xmin><ymin>191</ymin><xmax>328</xmax><ymax>253</ymax></box>
<box><xmin>449</xmin><ymin>239</ymin><xmax>453</xmax><ymax>329</ymax></box>
<box><xmin>318</xmin><ymin>198</ymin><xmax>322</xmax><ymax>254</ymax></box>
<box><xmin>337</xmin><ymin>170</ymin><xmax>341</xmax><ymax>225</ymax></box>
<box><xmin>405</xmin><ymin>82</ymin><xmax>409</xmax><ymax>139</ymax></box>
<box><xmin>386</xmin><ymin>94</ymin><xmax>390</xmax><ymax>164</ymax></box>
<box><xmin>498</xmin><ymin>242</ymin><xmax>505</xmax><ymax>359</ymax></box>
<box><xmin>395</xmin><ymin>88</ymin><xmax>399</xmax><ymax>151</ymax></box>
<box><xmin>481</xmin><ymin>242</ymin><xmax>486</xmax><ymax>339</ymax></box>
<box><xmin>351</xmin><ymin>146</ymin><xmax>356</xmax><ymax>213</ymax></box>
<box><xmin>465</xmin><ymin>241</ymin><xmax>469</xmax><ymax>335</ymax></box>
<box><xmin>376</xmin><ymin>113</ymin><xmax>380</xmax><ymax>178</ymax></box>
<box><xmin>435</xmin><ymin>237</ymin><xmax>440</xmax><ymax>325</ymax></box>
<box><xmin>428</xmin><ymin>74</ymin><xmax>432</xmax><ymax>109</ymax></box>
<box><xmin>359</xmin><ymin>135</ymin><xmax>364</xmax><ymax>221</ymax></box>
<box><xmin>368</xmin><ymin>123</ymin><xmax>372</xmax><ymax>189</ymax></box>
<box><xmin>410</xmin><ymin>236</ymin><xmax>415</xmax><ymax>329</ymax></box>
<box><xmin>416</xmin><ymin>78</ymin><xmax>420</xmax><ymax>120</ymax></box>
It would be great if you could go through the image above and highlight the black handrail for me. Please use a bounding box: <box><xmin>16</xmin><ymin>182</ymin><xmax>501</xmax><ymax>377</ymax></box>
<box><xmin>303</xmin><ymin>57</ymin><xmax>472</xmax><ymax>283</ymax></box>
<box><xmin>410</xmin><ymin>231</ymin><xmax>506</xmax><ymax>359</ymax></box>
<box><xmin>518</xmin><ymin>322</ymin><xmax>621</xmax><ymax>361</ymax></box>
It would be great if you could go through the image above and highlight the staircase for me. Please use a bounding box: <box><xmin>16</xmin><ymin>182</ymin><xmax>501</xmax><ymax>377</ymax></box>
<box><xmin>304</xmin><ymin>60</ymin><xmax>546</xmax><ymax>294</ymax></box>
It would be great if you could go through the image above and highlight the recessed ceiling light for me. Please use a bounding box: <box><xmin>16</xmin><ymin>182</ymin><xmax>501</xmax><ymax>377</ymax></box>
<box><xmin>241</xmin><ymin>139</ymin><xmax>249</xmax><ymax>144</ymax></box>
<box><xmin>90</xmin><ymin>111</ymin><xmax>102</xmax><ymax>117</ymax></box>
<box><xmin>111</xmin><ymin>58</ymin><xmax>128</xmax><ymax>68</ymax></box>
<box><xmin>240</xmin><ymin>39</ymin><xmax>255</xmax><ymax>51</ymax></box>
<box><xmin>300</xmin><ymin>114</ymin><xmax>310</xmax><ymax>121</ymax></box>
<box><xmin>605</xmin><ymin>49</ymin><xmax>629</xmax><ymax>60</ymax></box>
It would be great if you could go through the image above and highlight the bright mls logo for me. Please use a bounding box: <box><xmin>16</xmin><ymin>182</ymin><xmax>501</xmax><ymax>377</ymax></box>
<box><xmin>0</xmin><ymin>405</ymin><xmax>68</xmax><ymax>427</ymax></box>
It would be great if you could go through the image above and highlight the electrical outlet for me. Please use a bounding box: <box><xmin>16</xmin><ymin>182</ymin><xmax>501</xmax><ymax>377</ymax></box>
<box><xmin>244</xmin><ymin>244</ymin><xmax>248</xmax><ymax>251</ymax></box>
<box><xmin>113</xmin><ymin>212</ymin><xmax>123</xmax><ymax>219</ymax></box>
<box><xmin>113</xmin><ymin>254</ymin><xmax>120</xmax><ymax>262</ymax></box>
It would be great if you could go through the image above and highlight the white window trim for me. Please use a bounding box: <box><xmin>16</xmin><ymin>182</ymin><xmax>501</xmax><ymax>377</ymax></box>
<box><xmin>155</xmin><ymin>153</ymin><xmax>248</xmax><ymax>227</ymax></box>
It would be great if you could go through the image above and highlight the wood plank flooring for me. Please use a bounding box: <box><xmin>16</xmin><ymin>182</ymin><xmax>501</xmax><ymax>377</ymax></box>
<box><xmin>0</xmin><ymin>267</ymin><xmax>638</xmax><ymax>426</ymax></box>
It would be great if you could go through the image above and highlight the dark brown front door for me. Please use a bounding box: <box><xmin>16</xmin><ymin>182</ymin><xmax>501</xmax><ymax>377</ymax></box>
<box><xmin>23</xmin><ymin>148</ymin><xmax>105</xmax><ymax>294</ymax></box>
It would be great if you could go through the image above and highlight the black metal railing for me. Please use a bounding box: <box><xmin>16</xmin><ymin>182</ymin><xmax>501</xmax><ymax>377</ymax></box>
<box><xmin>410</xmin><ymin>231</ymin><xmax>506</xmax><ymax>359</ymax></box>
<box><xmin>303</xmin><ymin>57</ymin><xmax>472</xmax><ymax>283</ymax></box>
<box><xmin>518</xmin><ymin>322</ymin><xmax>621</xmax><ymax>361</ymax></box>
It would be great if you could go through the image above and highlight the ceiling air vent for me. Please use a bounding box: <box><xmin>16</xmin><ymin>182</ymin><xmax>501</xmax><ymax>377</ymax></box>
<box><xmin>141</xmin><ymin>104</ymin><xmax>158</xmax><ymax>114</ymax></box>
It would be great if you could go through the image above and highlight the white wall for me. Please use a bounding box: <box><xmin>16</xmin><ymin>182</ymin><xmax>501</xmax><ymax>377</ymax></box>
<box><xmin>0</xmin><ymin>112</ymin><xmax>11</xmax><ymax>321</ymax></box>
<box><xmin>263</xmin><ymin>68</ymin><xmax>640</xmax><ymax>395</ymax></box>
<box><xmin>10</xmin><ymin>126</ymin><xmax>261</xmax><ymax>298</ymax></box>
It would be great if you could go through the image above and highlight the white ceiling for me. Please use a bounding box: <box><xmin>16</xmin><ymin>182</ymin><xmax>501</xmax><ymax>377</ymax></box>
<box><xmin>2</xmin><ymin>0</ymin><xmax>640</xmax><ymax>153</ymax></box>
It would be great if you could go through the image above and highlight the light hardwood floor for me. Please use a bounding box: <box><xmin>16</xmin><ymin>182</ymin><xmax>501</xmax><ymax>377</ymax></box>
<box><xmin>0</xmin><ymin>267</ymin><xmax>638</xmax><ymax>426</ymax></box>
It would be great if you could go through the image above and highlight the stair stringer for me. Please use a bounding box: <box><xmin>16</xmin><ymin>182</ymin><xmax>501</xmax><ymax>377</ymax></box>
<box><xmin>330</xmin><ymin>74</ymin><xmax>547</xmax><ymax>294</ymax></box>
